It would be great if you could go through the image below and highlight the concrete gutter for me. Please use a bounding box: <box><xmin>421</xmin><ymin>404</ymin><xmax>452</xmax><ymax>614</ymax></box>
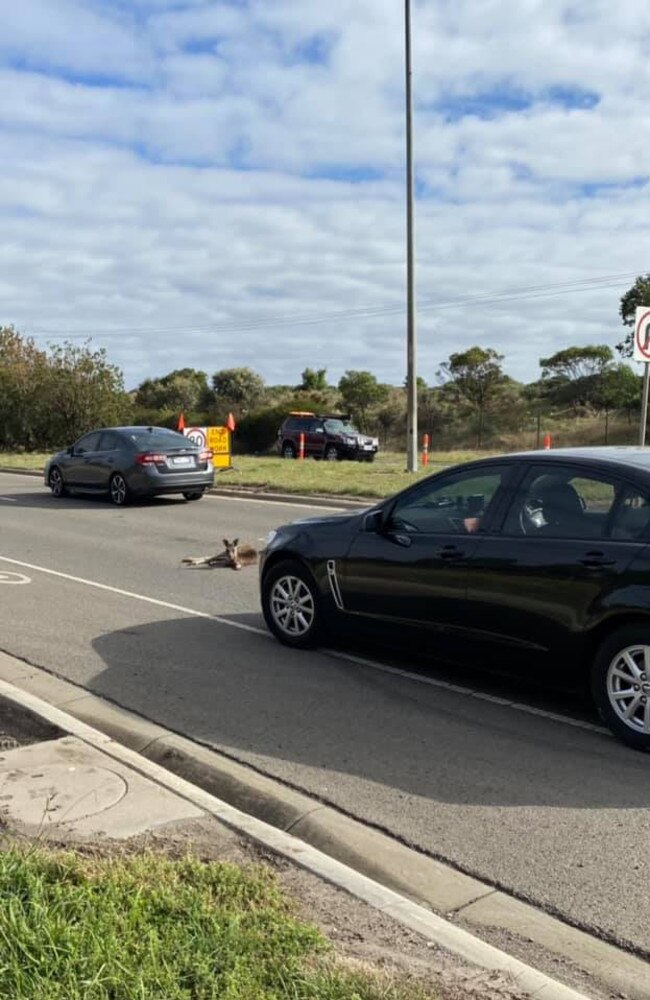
<box><xmin>0</xmin><ymin>651</ymin><xmax>646</xmax><ymax>1000</ymax></box>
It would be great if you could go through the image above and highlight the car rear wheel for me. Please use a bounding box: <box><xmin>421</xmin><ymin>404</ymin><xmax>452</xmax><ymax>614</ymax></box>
<box><xmin>183</xmin><ymin>491</ymin><xmax>204</xmax><ymax>501</ymax></box>
<box><xmin>591</xmin><ymin>625</ymin><xmax>650</xmax><ymax>751</ymax></box>
<box><xmin>109</xmin><ymin>473</ymin><xmax>129</xmax><ymax>506</ymax></box>
<box><xmin>261</xmin><ymin>560</ymin><xmax>323</xmax><ymax>649</ymax></box>
<box><xmin>48</xmin><ymin>467</ymin><xmax>68</xmax><ymax>498</ymax></box>
<box><xmin>324</xmin><ymin>445</ymin><xmax>339</xmax><ymax>461</ymax></box>
<box><xmin>282</xmin><ymin>443</ymin><xmax>297</xmax><ymax>459</ymax></box>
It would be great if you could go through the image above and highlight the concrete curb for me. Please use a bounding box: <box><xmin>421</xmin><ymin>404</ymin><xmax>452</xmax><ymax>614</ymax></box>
<box><xmin>0</xmin><ymin>466</ymin><xmax>372</xmax><ymax>509</ymax></box>
<box><xmin>0</xmin><ymin>653</ymin><xmax>647</xmax><ymax>999</ymax></box>
<box><xmin>0</xmin><ymin>672</ymin><xmax>596</xmax><ymax>1000</ymax></box>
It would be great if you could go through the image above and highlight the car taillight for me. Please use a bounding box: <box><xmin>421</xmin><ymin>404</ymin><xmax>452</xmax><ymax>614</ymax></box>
<box><xmin>136</xmin><ymin>452</ymin><xmax>166</xmax><ymax>465</ymax></box>
<box><xmin>199</xmin><ymin>449</ymin><xmax>212</xmax><ymax>461</ymax></box>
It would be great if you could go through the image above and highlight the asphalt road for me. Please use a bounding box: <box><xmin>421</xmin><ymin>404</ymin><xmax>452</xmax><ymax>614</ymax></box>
<box><xmin>1</xmin><ymin>471</ymin><xmax>648</xmax><ymax>958</ymax></box>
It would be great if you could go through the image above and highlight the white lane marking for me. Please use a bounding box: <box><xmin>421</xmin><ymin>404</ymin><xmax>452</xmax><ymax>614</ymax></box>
<box><xmin>0</xmin><ymin>497</ymin><xmax>17</xmax><ymax>502</ymax></box>
<box><xmin>0</xmin><ymin>554</ymin><xmax>607</xmax><ymax>737</ymax></box>
<box><xmin>0</xmin><ymin>555</ymin><xmax>266</xmax><ymax>636</ymax></box>
<box><xmin>0</xmin><ymin>571</ymin><xmax>30</xmax><ymax>584</ymax></box>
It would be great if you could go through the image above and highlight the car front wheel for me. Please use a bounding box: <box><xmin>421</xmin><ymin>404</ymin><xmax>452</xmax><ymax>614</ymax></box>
<box><xmin>324</xmin><ymin>445</ymin><xmax>339</xmax><ymax>461</ymax></box>
<box><xmin>261</xmin><ymin>560</ymin><xmax>324</xmax><ymax>649</ymax></box>
<box><xmin>48</xmin><ymin>467</ymin><xmax>67</xmax><ymax>498</ymax></box>
<box><xmin>109</xmin><ymin>473</ymin><xmax>129</xmax><ymax>506</ymax></box>
<box><xmin>591</xmin><ymin>625</ymin><xmax>650</xmax><ymax>751</ymax></box>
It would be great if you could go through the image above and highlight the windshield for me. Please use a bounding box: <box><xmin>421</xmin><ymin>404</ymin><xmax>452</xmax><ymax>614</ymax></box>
<box><xmin>324</xmin><ymin>420</ymin><xmax>358</xmax><ymax>435</ymax></box>
<box><xmin>127</xmin><ymin>429</ymin><xmax>195</xmax><ymax>451</ymax></box>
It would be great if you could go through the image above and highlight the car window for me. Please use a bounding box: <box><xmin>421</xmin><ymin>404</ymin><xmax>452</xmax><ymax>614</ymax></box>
<box><xmin>127</xmin><ymin>429</ymin><xmax>192</xmax><ymax>450</ymax></box>
<box><xmin>74</xmin><ymin>432</ymin><xmax>101</xmax><ymax>454</ymax></box>
<box><xmin>389</xmin><ymin>467</ymin><xmax>506</xmax><ymax>535</ymax></box>
<box><xmin>97</xmin><ymin>431</ymin><xmax>117</xmax><ymax>451</ymax></box>
<box><xmin>611</xmin><ymin>485</ymin><xmax>650</xmax><ymax>540</ymax></box>
<box><xmin>503</xmin><ymin>466</ymin><xmax>618</xmax><ymax>540</ymax></box>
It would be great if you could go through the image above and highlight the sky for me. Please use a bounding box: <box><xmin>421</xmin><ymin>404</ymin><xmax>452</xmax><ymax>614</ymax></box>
<box><xmin>1</xmin><ymin>0</ymin><xmax>649</xmax><ymax>391</ymax></box>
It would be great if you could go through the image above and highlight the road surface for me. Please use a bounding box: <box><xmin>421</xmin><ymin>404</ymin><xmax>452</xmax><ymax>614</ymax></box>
<box><xmin>1</xmin><ymin>471</ymin><xmax>648</xmax><ymax>958</ymax></box>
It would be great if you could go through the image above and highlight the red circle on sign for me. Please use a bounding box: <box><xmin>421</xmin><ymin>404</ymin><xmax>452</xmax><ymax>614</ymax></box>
<box><xmin>186</xmin><ymin>428</ymin><xmax>206</xmax><ymax>448</ymax></box>
<box><xmin>635</xmin><ymin>310</ymin><xmax>650</xmax><ymax>360</ymax></box>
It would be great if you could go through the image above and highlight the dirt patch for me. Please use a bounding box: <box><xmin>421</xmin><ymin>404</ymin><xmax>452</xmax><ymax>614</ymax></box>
<box><xmin>27</xmin><ymin>815</ymin><xmax>528</xmax><ymax>1000</ymax></box>
<box><xmin>0</xmin><ymin>695</ymin><xmax>63</xmax><ymax>750</ymax></box>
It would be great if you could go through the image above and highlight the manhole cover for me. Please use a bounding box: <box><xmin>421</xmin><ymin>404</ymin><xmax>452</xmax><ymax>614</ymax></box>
<box><xmin>0</xmin><ymin>764</ymin><xmax>128</xmax><ymax>826</ymax></box>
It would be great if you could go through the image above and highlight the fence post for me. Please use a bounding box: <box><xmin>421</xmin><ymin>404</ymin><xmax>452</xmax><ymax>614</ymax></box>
<box><xmin>422</xmin><ymin>433</ymin><xmax>429</xmax><ymax>466</ymax></box>
<box><xmin>299</xmin><ymin>432</ymin><xmax>305</xmax><ymax>461</ymax></box>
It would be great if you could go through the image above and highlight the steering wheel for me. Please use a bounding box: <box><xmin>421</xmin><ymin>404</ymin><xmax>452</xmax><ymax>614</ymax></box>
<box><xmin>519</xmin><ymin>498</ymin><xmax>545</xmax><ymax>535</ymax></box>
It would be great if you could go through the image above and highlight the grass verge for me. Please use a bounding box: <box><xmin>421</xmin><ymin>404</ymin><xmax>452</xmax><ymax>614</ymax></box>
<box><xmin>0</xmin><ymin>847</ymin><xmax>435</xmax><ymax>1000</ymax></box>
<box><xmin>0</xmin><ymin>451</ymin><xmax>491</xmax><ymax>500</ymax></box>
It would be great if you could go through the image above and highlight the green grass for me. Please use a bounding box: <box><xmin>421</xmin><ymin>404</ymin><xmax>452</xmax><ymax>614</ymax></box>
<box><xmin>0</xmin><ymin>848</ymin><xmax>434</xmax><ymax>1000</ymax></box>
<box><xmin>0</xmin><ymin>452</ymin><xmax>50</xmax><ymax>472</ymax></box>
<box><xmin>222</xmin><ymin>451</ymin><xmax>491</xmax><ymax>499</ymax></box>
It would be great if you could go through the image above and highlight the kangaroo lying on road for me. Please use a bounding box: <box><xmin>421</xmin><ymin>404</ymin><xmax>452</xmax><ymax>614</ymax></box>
<box><xmin>181</xmin><ymin>538</ymin><xmax>258</xmax><ymax>571</ymax></box>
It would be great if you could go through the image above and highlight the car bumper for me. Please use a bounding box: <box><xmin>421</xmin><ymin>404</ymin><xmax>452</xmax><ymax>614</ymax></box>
<box><xmin>128</xmin><ymin>467</ymin><xmax>215</xmax><ymax>496</ymax></box>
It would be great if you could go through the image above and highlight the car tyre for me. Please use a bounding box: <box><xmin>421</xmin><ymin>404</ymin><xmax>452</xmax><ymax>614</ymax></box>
<box><xmin>109</xmin><ymin>473</ymin><xmax>130</xmax><ymax>507</ymax></box>
<box><xmin>48</xmin><ymin>466</ymin><xmax>68</xmax><ymax>498</ymax></box>
<box><xmin>261</xmin><ymin>560</ymin><xmax>324</xmax><ymax>649</ymax></box>
<box><xmin>324</xmin><ymin>445</ymin><xmax>339</xmax><ymax>462</ymax></box>
<box><xmin>590</xmin><ymin>624</ymin><xmax>650</xmax><ymax>751</ymax></box>
<box><xmin>183</xmin><ymin>491</ymin><xmax>204</xmax><ymax>501</ymax></box>
<box><xmin>282</xmin><ymin>442</ymin><xmax>297</xmax><ymax>459</ymax></box>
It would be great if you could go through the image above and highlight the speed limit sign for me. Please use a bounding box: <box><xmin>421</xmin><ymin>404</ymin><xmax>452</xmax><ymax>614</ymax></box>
<box><xmin>185</xmin><ymin>427</ymin><xmax>207</xmax><ymax>448</ymax></box>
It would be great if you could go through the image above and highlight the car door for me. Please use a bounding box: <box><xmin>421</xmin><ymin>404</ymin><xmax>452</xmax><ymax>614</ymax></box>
<box><xmin>83</xmin><ymin>430</ymin><xmax>119</xmax><ymax>489</ymax></box>
<box><xmin>338</xmin><ymin>463</ymin><xmax>515</xmax><ymax>638</ymax></box>
<box><xmin>462</xmin><ymin>463</ymin><xmax>650</xmax><ymax>662</ymax></box>
<box><xmin>64</xmin><ymin>432</ymin><xmax>102</xmax><ymax>487</ymax></box>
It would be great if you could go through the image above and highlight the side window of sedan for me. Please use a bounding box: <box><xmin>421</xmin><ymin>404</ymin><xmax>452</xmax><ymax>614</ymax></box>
<box><xmin>610</xmin><ymin>486</ymin><xmax>650</xmax><ymax>540</ymax></box>
<box><xmin>389</xmin><ymin>468</ymin><xmax>506</xmax><ymax>535</ymax></box>
<box><xmin>504</xmin><ymin>466</ymin><xmax>617</xmax><ymax>539</ymax></box>
<box><xmin>74</xmin><ymin>432</ymin><xmax>101</xmax><ymax>455</ymax></box>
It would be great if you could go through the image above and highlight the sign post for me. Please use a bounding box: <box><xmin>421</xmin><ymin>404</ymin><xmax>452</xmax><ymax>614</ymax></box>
<box><xmin>633</xmin><ymin>307</ymin><xmax>650</xmax><ymax>447</ymax></box>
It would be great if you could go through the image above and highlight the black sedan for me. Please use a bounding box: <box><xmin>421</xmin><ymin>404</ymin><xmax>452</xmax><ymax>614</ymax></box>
<box><xmin>260</xmin><ymin>448</ymin><xmax>650</xmax><ymax>751</ymax></box>
<box><xmin>44</xmin><ymin>426</ymin><xmax>214</xmax><ymax>505</ymax></box>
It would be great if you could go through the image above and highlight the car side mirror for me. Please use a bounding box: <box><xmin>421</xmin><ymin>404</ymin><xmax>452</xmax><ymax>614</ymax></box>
<box><xmin>364</xmin><ymin>510</ymin><xmax>384</xmax><ymax>533</ymax></box>
<box><xmin>67</xmin><ymin>446</ymin><xmax>74</xmax><ymax>456</ymax></box>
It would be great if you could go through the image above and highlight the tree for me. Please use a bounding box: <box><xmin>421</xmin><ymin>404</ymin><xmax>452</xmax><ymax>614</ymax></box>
<box><xmin>135</xmin><ymin>368</ymin><xmax>211</xmax><ymax>412</ymax></box>
<box><xmin>337</xmin><ymin>370</ymin><xmax>389</xmax><ymax>429</ymax></box>
<box><xmin>0</xmin><ymin>326</ymin><xmax>48</xmax><ymax>449</ymax></box>
<box><xmin>617</xmin><ymin>274</ymin><xmax>650</xmax><ymax>357</ymax></box>
<box><xmin>593</xmin><ymin>364</ymin><xmax>641</xmax><ymax>436</ymax></box>
<box><xmin>299</xmin><ymin>367</ymin><xmax>328</xmax><ymax>392</ymax></box>
<box><xmin>539</xmin><ymin>345</ymin><xmax>614</xmax><ymax>414</ymax></box>
<box><xmin>211</xmin><ymin>367</ymin><xmax>265</xmax><ymax>412</ymax></box>
<box><xmin>438</xmin><ymin>347</ymin><xmax>506</xmax><ymax>447</ymax></box>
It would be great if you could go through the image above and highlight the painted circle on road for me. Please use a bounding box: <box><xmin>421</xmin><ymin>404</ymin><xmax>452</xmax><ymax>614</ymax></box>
<box><xmin>0</xmin><ymin>572</ymin><xmax>31</xmax><ymax>585</ymax></box>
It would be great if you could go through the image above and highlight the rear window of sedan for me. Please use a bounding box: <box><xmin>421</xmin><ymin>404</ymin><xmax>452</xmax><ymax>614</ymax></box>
<box><xmin>126</xmin><ymin>429</ymin><xmax>194</xmax><ymax>451</ymax></box>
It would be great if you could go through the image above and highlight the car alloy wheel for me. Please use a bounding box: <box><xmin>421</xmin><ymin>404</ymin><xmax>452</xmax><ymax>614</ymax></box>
<box><xmin>282</xmin><ymin>443</ymin><xmax>296</xmax><ymax>459</ymax></box>
<box><xmin>324</xmin><ymin>445</ymin><xmax>339</xmax><ymax>461</ymax></box>
<box><xmin>591</xmin><ymin>625</ymin><xmax>650</xmax><ymax>751</ymax></box>
<box><xmin>606</xmin><ymin>645</ymin><xmax>650</xmax><ymax>736</ymax></box>
<box><xmin>109</xmin><ymin>473</ymin><xmax>129</xmax><ymax>506</ymax></box>
<box><xmin>183</xmin><ymin>491</ymin><xmax>204</xmax><ymax>501</ymax></box>
<box><xmin>262</xmin><ymin>561</ymin><xmax>323</xmax><ymax>649</ymax></box>
<box><xmin>49</xmin><ymin>467</ymin><xmax>66</xmax><ymax>498</ymax></box>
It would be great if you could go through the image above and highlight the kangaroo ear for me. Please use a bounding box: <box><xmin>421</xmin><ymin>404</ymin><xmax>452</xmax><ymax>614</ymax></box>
<box><xmin>222</xmin><ymin>539</ymin><xmax>229</xmax><ymax>548</ymax></box>
<box><xmin>233</xmin><ymin>538</ymin><xmax>239</xmax><ymax>547</ymax></box>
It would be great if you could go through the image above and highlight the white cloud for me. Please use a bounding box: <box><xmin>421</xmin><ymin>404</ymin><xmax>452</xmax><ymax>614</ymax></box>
<box><xmin>0</xmin><ymin>0</ymin><xmax>649</xmax><ymax>391</ymax></box>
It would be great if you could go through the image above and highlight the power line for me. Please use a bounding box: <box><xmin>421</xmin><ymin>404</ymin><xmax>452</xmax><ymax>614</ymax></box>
<box><xmin>22</xmin><ymin>268</ymin><xmax>643</xmax><ymax>341</ymax></box>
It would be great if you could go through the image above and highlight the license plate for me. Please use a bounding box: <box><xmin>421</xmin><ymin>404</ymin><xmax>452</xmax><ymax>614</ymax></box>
<box><xmin>171</xmin><ymin>456</ymin><xmax>193</xmax><ymax>466</ymax></box>
<box><xmin>362</xmin><ymin>444</ymin><xmax>374</xmax><ymax>450</ymax></box>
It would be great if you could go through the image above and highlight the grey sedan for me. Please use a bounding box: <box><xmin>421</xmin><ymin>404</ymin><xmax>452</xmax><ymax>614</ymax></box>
<box><xmin>44</xmin><ymin>426</ymin><xmax>215</xmax><ymax>505</ymax></box>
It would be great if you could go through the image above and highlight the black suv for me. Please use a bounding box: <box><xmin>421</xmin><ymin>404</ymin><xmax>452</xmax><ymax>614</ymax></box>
<box><xmin>277</xmin><ymin>412</ymin><xmax>379</xmax><ymax>462</ymax></box>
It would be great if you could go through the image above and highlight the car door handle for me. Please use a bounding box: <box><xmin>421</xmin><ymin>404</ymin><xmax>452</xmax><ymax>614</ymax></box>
<box><xmin>438</xmin><ymin>545</ymin><xmax>467</xmax><ymax>560</ymax></box>
<box><xmin>579</xmin><ymin>551</ymin><xmax>616</xmax><ymax>568</ymax></box>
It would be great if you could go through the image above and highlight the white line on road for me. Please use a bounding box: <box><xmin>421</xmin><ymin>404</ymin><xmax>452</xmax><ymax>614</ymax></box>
<box><xmin>0</xmin><ymin>553</ymin><xmax>608</xmax><ymax>738</ymax></box>
<box><xmin>0</xmin><ymin>497</ymin><xmax>17</xmax><ymax>502</ymax></box>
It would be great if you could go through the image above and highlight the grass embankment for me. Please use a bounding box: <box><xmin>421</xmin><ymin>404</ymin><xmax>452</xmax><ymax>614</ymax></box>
<box><xmin>0</xmin><ymin>848</ymin><xmax>434</xmax><ymax>1000</ymax></box>
<box><xmin>0</xmin><ymin>451</ymin><xmax>488</xmax><ymax>500</ymax></box>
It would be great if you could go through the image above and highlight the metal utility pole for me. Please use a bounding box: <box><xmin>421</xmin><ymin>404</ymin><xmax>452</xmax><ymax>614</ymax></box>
<box><xmin>639</xmin><ymin>366</ymin><xmax>650</xmax><ymax>447</ymax></box>
<box><xmin>404</xmin><ymin>0</ymin><xmax>418</xmax><ymax>472</ymax></box>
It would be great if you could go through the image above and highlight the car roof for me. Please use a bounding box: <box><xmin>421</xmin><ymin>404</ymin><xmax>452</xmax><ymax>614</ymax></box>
<box><xmin>472</xmin><ymin>447</ymin><xmax>650</xmax><ymax>475</ymax></box>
